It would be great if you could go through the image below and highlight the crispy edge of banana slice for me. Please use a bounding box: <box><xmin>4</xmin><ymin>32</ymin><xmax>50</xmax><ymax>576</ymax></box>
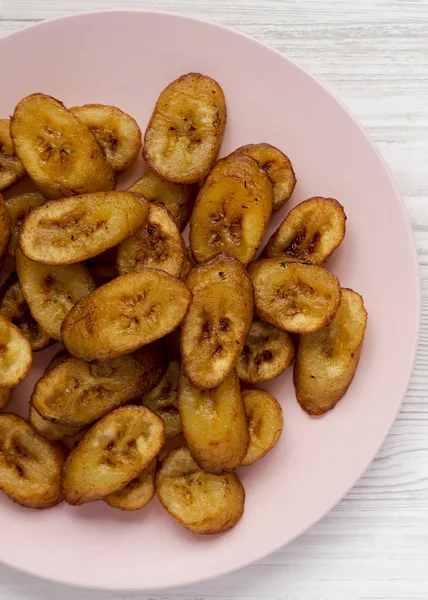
<box><xmin>104</xmin><ymin>457</ymin><xmax>157</xmax><ymax>511</ymax></box>
<box><xmin>241</xmin><ymin>388</ymin><xmax>283</xmax><ymax>466</ymax></box>
<box><xmin>0</xmin><ymin>388</ymin><xmax>13</xmax><ymax>411</ymax></box>
<box><xmin>29</xmin><ymin>405</ymin><xmax>85</xmax><ymax>441</ymax></box>
<box><xmin>0</xmin><ymin>193</ymin><xmax>11</xmax><ymax>267</ymax></box>
<box><xmin>0</xmin><ymin>313</ymin><xmax>32</xmax><ymax>387</ymax></box>
<box><xmin>0</xmin><ymin>119</ymin><xmax>25</xmax><ymax>191</ymax></box>
<box><xmin>5</xmin><ymin>192</ymin><xmax>45</xmax><ymax>259</ymax></box>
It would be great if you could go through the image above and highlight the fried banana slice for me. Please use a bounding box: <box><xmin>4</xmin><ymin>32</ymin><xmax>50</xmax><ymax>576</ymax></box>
<box><xmin>179</xmin><ymin>252</ymin><xmax>192</xmax><ymax>281</ymax></box>
<box><xmin>32</xmin><ymin>342</ymin><xmax>167</xmax><ymax>427</ymax></box>
<box><xmin>0</xmin><ymin>414</ymin><xmax>65</xmax><ymax>508</ymax></box>
<box><xmin>190</xmin><ymin>153</ymin><xmax>273</xmax><ymax>265</ymax></box>
<box><xmin>237</xmin><ymin>320</ymin><xmax>295</xmax><ymax>383</ymax></box>
<box><xmin>0</xmin><ymin>314</ymin><xmax>32</xmax><ymax>387</ymax></box>
<box><xmin>0</xmin><ymin>119</ymin><xmax>25</xmax><ymax>191</ymax></box>
<box><xmin>16</xmin><ymin>249</ymin><xmax>95</xmax><ymax>341</ymax></box>
<box><xmin>71</xmin><ymin>104</ymin><xmax>141</xmax><ymax>172</ymax></box>
<box><xmin>179</xmin><ymin>370</ymin><xmax>249</xmax><ymax>473</ymax></box>
<box><xmin>141</xmin><ymin>360</ymin><xmax>181</xmax><ymax>438</ymax></box>
<box><xmin>263</xmin><ymin>197</ymin><xmax>346</xmax><ymax>264</ymax></box>
<box><xmin>249</xmin><ymin>258</ymin><xmax>341</xmax><ymax>334</ymax></box>
<box><xmin>143</xmin><ymin>73</ymin><xmax>226</xmax><ymax>184</ymax></box>
<box><xmin>62</xmin><ymin>269</ymin><xmax>191</xmax><ymax>360</ymax></box>
<box><xmin>10</xmin><ymin>93</ymin><xmax>115</xmax><ymax>199</ymax></box>
<box><xmin>29</xmin><ymin>406</ymin><xmax>85</xmax><ymax>441</ymax></box>
<box><xmin>241</xmin><ymin>389</ymin><xmax>283</xmax><ymax>466</ymax></box>
<box><xmin>235</xmin><ymin>143</ymin><xmax>296</xmax><ymax>210</ymax></box>
<box><xmin>19</xmin><ymin>191</ymin><xmax>149</xmax><ymax>265</ymax></box>
<box><xmin>0</xmin><ymin>274</ymin><xmax>51</xmax><ymax>351</ymax></box>
<box><xmin>0</xmin><ymin>388</ymin><xmax>12</xmax><ymax>411</ymax></box>
<box><xmin>105</xmin><ymin>458</ymin><xmax>157</xmax><ymax>511</ymax></box>
<box><xmin>0</xmin><ymin>193</ymin><xmax>11</xmax><ymax>267</ymax></box>
<box><xmin>294</xmin><ymin>288</ymin><xmax>368</xmax><ymax>415</ymax></box>
<box><xmin>5</xmin><ymin>192</ymin><xmax>45</xmax><ymax>259</ymax></box>
<box><xmin>128</xmin><ymin>171</ymin><xmax>197</xmax><ymax>231</ymax></box>
<box><xmin>62</xmin><ymin>406</ymin><xmax>165</xmax><ymax>505</ymax></box>
<box><xmin>181</xmin><ymin>253</ymin><xmax>253</xmax><ymax>389</ymax></box>
<box><xmin>117</xmin><ymin>203</ymin><xmax>185</xmax><ymax>278</ymax></box>
<box><xmin>156</xmin><ymin>446</ymin><xmax>245</xmax><ymax>533</ymax></box>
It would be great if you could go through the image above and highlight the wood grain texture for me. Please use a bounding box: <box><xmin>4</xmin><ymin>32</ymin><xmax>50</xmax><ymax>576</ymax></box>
<box><xmin>0</xmin><ymin>0</ymin><xmax>427</xmax><ymax>598</ymax></box>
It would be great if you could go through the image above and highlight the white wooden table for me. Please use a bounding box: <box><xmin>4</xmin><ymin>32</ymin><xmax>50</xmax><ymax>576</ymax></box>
<box><xmin>0</xmin><ymin>1</ymin><xmax>427</xmax><ymax>598</ymax></box>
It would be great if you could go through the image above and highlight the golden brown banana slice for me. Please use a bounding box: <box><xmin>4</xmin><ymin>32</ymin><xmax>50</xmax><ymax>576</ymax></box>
<box><xmin>128</xmin><ymin>171</ymin><xmax>197</xmax><ymax>231</ymax></box>
<box><xmin>0</xmin><ymin>413</ymin><xmax>65</xmax><ymax>508</ymax></box>
<box><xmin>249</xmin><ymin>258</ymin><xmax>341</xmax><ymax>334</ymax></box>
<box><xmin>19</xmin><ymin>191</ymin><xmax>149</xmax><ymax>265</ymax></box>
<box><xmin>237</xmin><ymin>320</ymin><xmax>295</xmax><ymax>383</ymax></box>
<box><xmin>241</xmin><ymin>389</ymin><xmax>283</xmax><ymax>466</ymax></box>
<box><xmin>0</xmin><ymin>388</ymin><xmax>12</xmax><ymax>411</ymax></box>
<box><xmin>62</xmin><ymin>269</ymin><xmax>191</xmax><ymax>360</ymax></box>
<box><xmin>71</xmin><ymin>104</ymin><xmax>141</xmax><ymax>172</ymax></box>
<box><xmin>0</xmin><ymin>119</ymin><xmax>25</xmax><ymax>191</ymax></box>
<box><xmin>181</xmin><ymin>253</ymin><xmax>253</xmax><ymax>389</ymax></box>
<box><xmin>0</xmin><ymin>274</ymin><xmax>51</xmax><ymax>351</ymax></box>
<box><xmin>294</xmin><ymin>288</ymin><xmax>368</xmax><ymax>415</ymax></box>
<box><xmin>190</xmin><ymin>153</ymin><xmax>273</xmax><ymax>265</ymax></box>
<box><xmin>117</xmin><ymin>203</ymin><xmax>185</xmax><ymax>278</ymax></box>
<box><xmin>179</xmin><ymin>370</ymin><xmax>249</xmax><ymax>473</ymax></box>
<box><xmin>141</xmin><ymin>360</ymin><xmax>181</xmax><ymax>438</ymax></box>
<box><xmin>10</xmin><ymin>93</ymin><xmax>114</xmax><ymax>199</ymax></box>
<box><xmin>29</xmin><ymin>406</ymin><xmax>85</xmax><ymax>441</ymax></box>
<box><xmin>263</xmin><ymin>197</ymin><xmax>346</xmax><ymax>264</ymax></box>
<box><xmin>16</xmin><ymin>249</ymin><xmax>95</xmax><ymax>341</ymax></box>
<box><xmin>32</xmin><ymin>342</ymin><xmax>167</xmax><ymax>427</ymax></box>
<box><xmin>0</xmin><ymin>193</ymin><xmax>11</xmax><ymax>267</ymax></box>
<box><xmin>62</xmin><ymin>406</ymin><xmax>165</xmax><ymax>505</ymax></box>
<box><xmin>5</xmin><ymin>192</ymin><xmax>45</xmax><ymax>259</ymax></box>
<box><xmin>156</xmin><ymin>446</ymin><xmax>245</xmax><ymax>534</ymax></box>
<box><xmin>235</xmin><ymin>143</ymin><xmax>296</xmax><ymax>210</ymax></box>
<box><xmin>143</xmin><ymin>73</ymin><xmax>226</xmax><ymax>184</ymax></box>
<box><xmin>105</xmin><ymin>458</ymin><xmax>157</xmax><ymax>511</ymax></box>
<box><xmin>0</xmin><ymin>314</ymin><xmax>32</xmax><ymax>387</ymax></box>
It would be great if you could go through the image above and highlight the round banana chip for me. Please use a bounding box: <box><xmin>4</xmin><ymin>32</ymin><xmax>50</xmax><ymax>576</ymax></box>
<box><xmin>0</xmin><ymin>119</ymin><xmax>25</xmax><ymax>191</ymax></box>
<box><xmin>0</xmin><ymin>413</ymin><xmax>65</xmax><ymax>508</ymax></box>
<box><xmin>156</xmin><ymin>447</ymin><xmax>245</xmax><ymax>534</ymax></box>
<box><xmin>105</xmin><ymin>458</ymin><xmax>157</xmax><ymax>511</ymax></box>
<box><xmin>29</xmin><ymin>406</ymin><xmax>85</xmax><ymax>441</ymax></box>
<box><xmin>263</xmin><ymin>197</ymin><xmax>346</xmax><ymax>264</ymax></box>
<box><xmin>249</xmin><ymin>258</ymin><xmax>341</xmax><ymax>334</ymax></box>
<box><xmin>5</xmin><ymin>192</ymin><xmax>45</xmax><ymax>259</ymax></box>
<box><xmin>141</xmin><ymin>360</ymin><xmax>181</xmax><ymax>438</ymax></box>
<box><xmin>237</xmin><ymin>320</ymin><xmax>295</xmax><ymax>383</ymax></box>
<box><xmin>71</xmin><ymin>104</ymin><xmax>142</xmax><ymax>172</ymax></box>
<box><xmin>0</xmin><ymin>314</ymin><xmax>32</xmax><ymax>387</ymax></box>
<box><xmin>0</xmin><ymin>388</ymin><xmax>12</xmax><ymax>411</ymax></box>
<box><xmin>241</xmin><ymin>389</ymin><xmax>283</xmax><ymax>466</ymax></box>
<box><xmin>0</xmin><ymin>193</ymin><xmax>11</xmax><ymax>267</ymax></box>
<box><xmin>62</xmin><ymin>406</ymin><xmax>165</xmax><ymax>505</ymax></box>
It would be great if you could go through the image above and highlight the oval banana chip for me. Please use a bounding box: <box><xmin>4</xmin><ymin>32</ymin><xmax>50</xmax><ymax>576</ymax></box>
<box><xmin>143</xmin><ymin>73</ymin><xmax>226</xmax><ymax>184</ymax></box>
<box><xmin>29</xmin><ymin>406</ymin><xmax>85</xmax><ymax>441</ymax></box>
<box><xmin>62</xmin><ymin>269</ymin><xmax>191</xmax><ymax>361</ymax></box>
<box><xmin>0</xmin><ymin>388</ymin><xmax>12</xmax><ymax>411</ymax></box>
<box><xmin>0</xmin><ymin>193</ymin><xmax>11</xmax><ymax>267</ymax></box>
<box><xmin>263</xmin><ymin>197</ymin><xmax>346</xmax><ymax>264</ymax></box>
<box><xmin>0</xmin><ymin>119</ymin><xmax>25</xmax><ymax>191</ymax></box>
<box><xmin>105</xmin><ymin>458</ymin><xmax>157</xmax><ymax>511</ymax></box>
<box><xmin>0</xmin><ymin>314</ymin><xmax>32</xmax><ymax>387</ymax></box>
<box><xmin>62</xmin><ymin>406</ymin><xmax>165</xmax><ymax>505</ymax></box>
<box><xmin>5</xmin><ymin>192</ymin><xmax>45</xmax><ymax>259</ymax></box>
<box><xmin>294</xmin><ymin>288</ymin><xmax>368</xmax><ymax>415</ymax></box>
<box><xmin>0</xmin><ymin>414</ymin><xmax>65</xmax><ymax>508</ymax></box>
<box><xmin>156</xmin><ymin>446</ymin><xmax>245</xmax><ymax>534</ymax></box>
<box><xmin>10</xmin><ymin>93</ymin><xmax>115</xmax><ymax>199</ymax></box>
<box><xmin>141</xmin><ymin>360</ymin><xmax>181</xmax><ymax>438</ymax></box>
<box><xmin>19</xmin><ymin>191</ymin><xmax>149</xmax><ymax>265</ymax></box>
<box><xmin>241</xmin><ymin>389</ymin><xmax>283</xmax><ymax>466</ymax></box>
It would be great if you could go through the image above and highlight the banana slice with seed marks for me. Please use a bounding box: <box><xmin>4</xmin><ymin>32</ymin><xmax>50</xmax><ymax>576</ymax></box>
<box><xmin>5</xmin><ymin>192</ymin><xmax>45</xmax><ymax>259</ymax></box>
<box><xmin>105</xmin><ymin>458</ymin><xmax>157</xmax><ymax>511</ymax></box>
<box><xmin>0</xmin><ymin>314</ymin><xmax>32</xmax><ymax>387</ymax></box>
<box><xmin>0</xmin><ymin>193</ymin><xmax>11</xmax><ymax>267</ymax></box>
<box><xmin>141</xmin><ymin>360</ymin><xmax>181</xmax><ymax>438</ymax></box>
<box><xmin>0</xmin><ymin>119</ymin><xmax>25</xmax><ymax>191</ymax></box>
<box><xmin>241</xmin><ymin>389</ymin><xmax>283</xmax><ymax>466</ymax></box>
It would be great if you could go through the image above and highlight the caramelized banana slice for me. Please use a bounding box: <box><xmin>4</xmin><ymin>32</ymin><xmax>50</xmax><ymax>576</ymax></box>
<box><xmin>0</xmin><ymin>314</ymin><xmax>32</xmax><ymax>387</ymax></box>
<box><xmin>117</xmin><ymin>203</ymin><xmax>185</xmax><ymax>278</ymax></box>
<box><xmin>143</xmin><ymin>73</ymin><xmax>226</xmax><ymax>184</ymax></box>
<box><xmin>32</xmin><ymin>342</ymin><xmax>167</xmax><ymax>427</ymax></box>
<box><xmin>237</xmin><ymin>320</ymin><xmax>294</xmax><ymax>383</ymax></box>
<box><xmin>0</xmin><ymin>193</ymin><xmax>11</xmax><ymax>266</ymax></box>
<box><xmin>105</xmin><ymin>458</ymin><xmax>157</xmax><ymax>511</ymax></box>
<box><xmin>71</xmin><ymin>104</ymin><xmax>141</xmax><ymax>172</ymax></box>
<box><xmin>156</xmin><ymin>446</ymin><xmax>245</xmax><ymax>533</ymax></box>
<box><xmin>181</xmin><ymin>253</ymin><xmax>253</xmax><ymax>389</ymax></box>
<box><xmin>10</xmin><ymin>94</ymin><xmax>114</xmax><ymax>199</ymax></box>
<box><xmin>235</xmin><ymin>143</ymin><xmax>296</xmax><ymax>210</ymax></box>
<box><xmin>5</xmin><ymin>192</ymin><xmax>45</xmax><ymax>259</ymax></box>
<box><xmin>128</xmin><ymin>171</ymin><xmax>197</xmax><ymax>231</ymax></box>
<box><xmin>16</xmin><ymin>250</ymin><xmax>95</xmax><ymax>341</ymax></box>
<box><xmin>62</xmin><ymin>269</ymin><xmax>191</xmax><ymax>361</ymax></box>
<box><xmin>20</xmin><ymin>191</ymin><xmax>149</xmax><ymax>265</ymax></box>
<box><xmin>29</xmin><ymin>406</ymin><xmax>85</xmax><ymax>441</ymax></box>
<box><xmin>190</xmin><ymin>153</ymin><xmax>273</xmax><ymax>265</ymax></box>
<box><xmin>241</xmin><ymin>389</ymin><xmax>283</xmax><ymax>466</ymax></box>
<box><xmin>0</xmin><ymin>414</ymin><xmax>65</xmax><ymax>508</ymax></box>
<box><xmin>249</xmin><ymin>258</ymin><xmax>341</xmax><ymax>334</ymax></box>
<box><xmin>294</xmin><ymin>288</ymin><xmax>368</xmax><ymax>415</ymax></box>
<box><xmin>179</xmin><ymin>370</ymin><xmax>249</xmax><ymax>473</ymax></box>
<box><xmin>62</xmin><ymin>406</ymin><xmax>165</xmax><ymax>505</ymax></box>
<box><xmin>263</xmin><ymin>197</ymin><xmax>346</xmax><ymax>264</ymax></box>
<box><xmin>0</xmin><ymin>119</ymin><xmax>25</xmax><ymax>191</ymax></box>
<box><xmin>0</xmin><ymin>388</ymin><xmax>12</xmax><ymax>411</ymax></box>
<box><xmin>141</xmin><ymin>360</ymin><xmax>181</xmax><ymax>438</ymax></box>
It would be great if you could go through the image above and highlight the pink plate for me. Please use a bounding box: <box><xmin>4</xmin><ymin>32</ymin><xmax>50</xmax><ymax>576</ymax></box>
<box><xmin>0</xmin><ymin>10</ymin><xmax>420</xmax><ymax>591</ymax></box>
